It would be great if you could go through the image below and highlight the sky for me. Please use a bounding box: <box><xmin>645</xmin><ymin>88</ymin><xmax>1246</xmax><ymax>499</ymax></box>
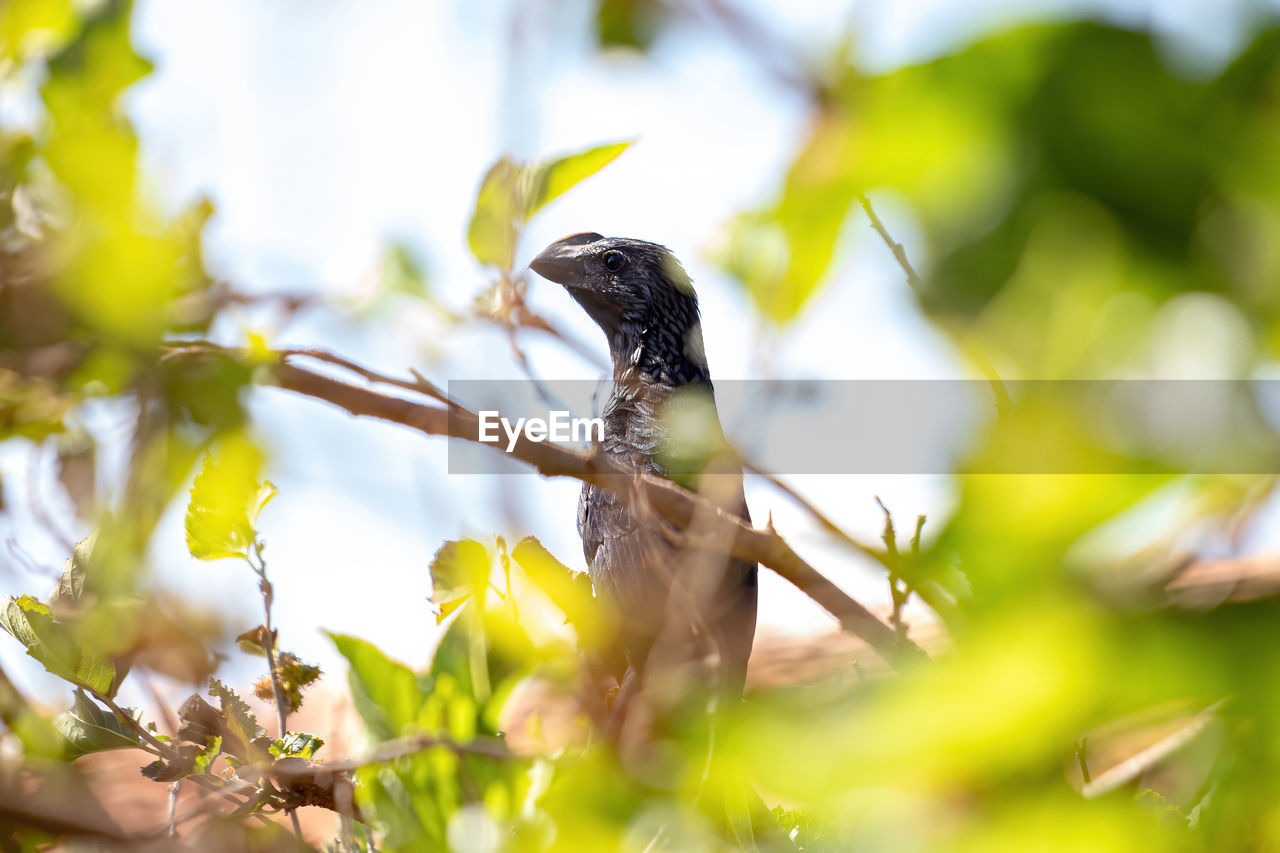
<box><xmin>1</xmin><ymin>0</ymin><xmax>1275</xmax><ymax>706</ymax></box>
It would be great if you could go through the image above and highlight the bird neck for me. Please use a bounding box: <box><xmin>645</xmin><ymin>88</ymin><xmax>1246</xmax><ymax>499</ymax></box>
<box><xmin>608</xmin><ymin>316</ymin><xmax>710</xmax><ymax>388</ymax></box>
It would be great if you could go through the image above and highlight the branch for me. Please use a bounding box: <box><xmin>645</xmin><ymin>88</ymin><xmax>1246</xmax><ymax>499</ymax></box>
<box><xmin>266</xmin><ymin>733</ymin><xmax>509</xmax><ymax>819</ymax></box>
<box><xmin>743</xmin><ymin>461</ymin><xmax>889</xmax><ymax>570</ymax></box>
<box><xmin>246</xmin><ymin>543</ymin><xmax>303</xmax><ymax>839</ymax></box>
<box><xmin>164</xmin><ymin>342</ymin><xmax>927</xmax><ymax>668</ymax></box>
<box><xmin>856</xmin><ymin>193</ymin><xmax>1013</xmax><ymax>417</ymax></box>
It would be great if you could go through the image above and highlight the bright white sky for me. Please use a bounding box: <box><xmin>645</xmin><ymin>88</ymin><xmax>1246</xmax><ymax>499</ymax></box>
<box><xmin>0</xmin><ymin>0</ymin><xmax>1271</xmax><ymax>706</ymax></box>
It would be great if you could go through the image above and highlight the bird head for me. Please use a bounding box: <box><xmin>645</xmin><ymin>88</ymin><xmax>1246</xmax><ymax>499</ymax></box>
<box><xmin>529</xmin><ymin>233</ymin><xmax>706</xmax><ymax>379</ymax></box>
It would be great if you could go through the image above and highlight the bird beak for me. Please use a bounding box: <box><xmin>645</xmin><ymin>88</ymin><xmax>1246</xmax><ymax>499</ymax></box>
<box><xmin>529</xmin><ymin>233</ymin><xmax>601</xmax><ymax>288</ymax></box>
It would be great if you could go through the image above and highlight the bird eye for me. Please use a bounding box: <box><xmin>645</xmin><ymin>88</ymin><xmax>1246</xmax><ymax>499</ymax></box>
<box><xmin>603</xmin><ymin>251</ymin><xmax>626</xmax><ymax>273</ymax></box>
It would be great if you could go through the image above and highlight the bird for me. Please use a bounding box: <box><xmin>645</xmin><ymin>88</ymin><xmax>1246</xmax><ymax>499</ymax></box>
<box><xmin>529</xmin><ymin>233</ymin><xmax>758</xmax><ymax>709</ymax></box>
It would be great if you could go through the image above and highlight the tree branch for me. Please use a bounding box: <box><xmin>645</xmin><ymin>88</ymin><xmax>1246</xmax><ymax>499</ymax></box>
<box><xmin>165</xmin><ymin>342</ymin><xmax>928</xmax><ymax>668</ymax></box>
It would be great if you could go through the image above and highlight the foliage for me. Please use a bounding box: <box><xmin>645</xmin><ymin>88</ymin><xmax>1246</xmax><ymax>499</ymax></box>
<box><xmin>3</xmin><ymin>1</ymin><xmax>1280</xmax><ymax>851</ymax></box>
<box><xmin>468</xmin><ymin>141</ymin><xmax>631</xmax><ymax>271</ymax></box>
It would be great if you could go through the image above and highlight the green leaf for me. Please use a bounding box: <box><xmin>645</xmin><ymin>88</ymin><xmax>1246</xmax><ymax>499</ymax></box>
<box><xmin>328</xmin><ymin>632</ymin><xmax>425</xmax><ymax>740</ymax></box>
<box><xmin>429</xmin><ymin>539</ymin><xmax>491</xmax><ymax>623</ymax></box>
<box><xmin>184</xmin><ymin>434</ymin><xmax>276</xmax><ymax>561</ymax></box>
<box><xmin>0</xmin><ymin>595</ymin><xmax>116</xmax><ymax>696</ymax></box>
<box><xmin>432</xmin><ymin>596</ymin><xmax>468</xmax><ymax>626</ymax></box>
<box><xmin>208</xmin><ymin>678</ymin><xmax>266</xmax><ymax>758</ymax></box>
<box><xmin>466</xmin><ymin>142</ymin><xmax>631</xmax><ymax>270</ymax></box>
<box><xmin>511</xmin><ymin>536</ymin><xmax>610</xmax><ymax>649</ymax></box>
<box><xmin>270</xmin><ymin>731</ymin><xmax>324</xmax><ymax>761</ymax></box>
<box><xmin>0</xmin><ymin>0</ymin><xmax>78</xmax><ymax>62</ymax></box>
<box><xmin>194</xmin><ymin>735</ymin><xmax>222</xmax><ymax>774</ymax></box>
<box><xmin>380</xmin><ymin>242</ymin><xmax>431</xmax><ymax>297</ymax></box>
<box><xmin>715</xmin><ymin>113</ymin><xmax>859</xmax><ymax>325</ymax></box>
<box><xmin>466</xmin><ymin>157</ymin><xmax>521</xmax><ymax>270</ymax></box>
<box><xmin>55</xmin><ymin>689</ymin><xmax>142</xmax><ymax>756</ymax></box>
<box><xmin>519</xmin><ymin>140</ymin><xmax>632</xmax><ymax>221</ymax></box>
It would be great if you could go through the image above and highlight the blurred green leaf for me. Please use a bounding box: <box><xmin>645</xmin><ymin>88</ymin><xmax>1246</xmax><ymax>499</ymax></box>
<box><xmin>0</xmin><ymin>595</ymin><xmax>116</xmax><ymax>696</ymax></box>
<box><xmin>160</xmin><ymin>347</ymin><xmax>252</xmax><ymax>430</ymax></box>
<box><xmin>0</xmin><ymin>670</ymin><xmax>66</xmax><ymax>759</ymax></box>
<box><xmin>716</xmin><ymin>112</ymin><xmax>861</xmax><ymax>325</ymax></box>
<box><xmin>0</xmin><ymin>371</ymin><xmax>75</xmax><ymax>441</ymax></box>
<box><xmin>42</xmin><ymin>0</ymin><xmax>204</xmax><ymax>348</ymax></box>
<box><xmin>380</xmin><ymin>242</ymin><xmax>431</xmax><ymax>297</ymax></box>
<box><xmin>0</xmin><ymin>0</ymin><xmax>78</xmax><ymax>61</ymax></box>
<box><xmin>184</xmin><ymin>435</ymin><xmax>276</xmax><ymax>561</ymax></box>
<box><xmin>428</xmin><ymin>539</ymin><xmax>491</xmax><ymax>624</ymax></box>
<box><xmin>55</xmin><ymin>689</ymin><xmax>141</xmax><ymax>756</ymax></box>
<box><xmin>520</xmin><ymin>140</ymin><xmax>631</xmax><ymax>221</ymax></box>
<box><xmin>511</xmin><ymin>536</ymin><xmax>610</xmax><ymax>649</ymax></box>
<box><xmin>596</xmin><ymin>0</ymin><xmax>665</xmax><ymax>50</ymax></box>
<box><xmin>467</xmin><ymin>141</ymin><xmax>631</xmax><ymax>269</ymax></box>
<box><xmin>328</xmin><ymin>632</ymin><xmax>425</xmax><ymax>740</ymax></box>
<box><xmin>467</xmin><ymin>157</ymin><xmax>521</xmax><ymax>270</ymax></box>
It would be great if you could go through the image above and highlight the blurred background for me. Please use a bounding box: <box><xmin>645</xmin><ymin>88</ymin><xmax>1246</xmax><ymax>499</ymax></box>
<box><xmin>5</xmin><ymin>0</ymin><xmax>1280</xmax><ymax>848</ymax></box>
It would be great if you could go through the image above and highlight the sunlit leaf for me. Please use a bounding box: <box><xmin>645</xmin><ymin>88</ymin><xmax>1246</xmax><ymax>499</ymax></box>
<box><xmin>328</xmin><ymin>632</ymin><xmax>425</xmax><ymax>740</ymax></box>
<box><xmin>429</xmin><ymin>539</ymin><xmax>491</xmax><ymax>623</ymax></box>
<box><xmin>510</xmin><ymin>536</ymin><xmax>609</xmax><ymax>649</ymax></box>
<box><xmin>467</xmin><ymin>157</ymin><xmax>521</xmax><ymax>270</ymax></box>
<box><xmin>42</xmin><ymin>1</ymin><xmax>198</xmax><ymax>347</ymax></box>
<box><xmin>0</xmin><ymin>595</ymin><xmax>116</xmax><ymax>696</ymax></box>
<box><xmin>715</xmin><ymin>112</ymin><xmax>861</xmax><ymax>325</ymax></box>
<box><xmin>184</xmin><ymin>434</ymin><xmax>276</xmax><ymax>562</ymax></box>
<box><xmin>270</xmin><ymin>731</ymin><xmax>324</xmax><ymax>761</ymax></box>
<box><xmin>0</xmin><ymin>0</ymin><xmax>78</xmax><ymax>61</ymax></box>
<box><xmin>467</xmin><ymin>142</ymin><xmax>631</xmax><ymax>269</ymax></box>
<box><xmin>194</xmin><ymin>735</ymin><xmax>222</xmax><ymax>775</ymax></box>
<box><xmin>520</xmin><ymin>140</ymin><xmax>631</xmax><ymax>221</ymax></box>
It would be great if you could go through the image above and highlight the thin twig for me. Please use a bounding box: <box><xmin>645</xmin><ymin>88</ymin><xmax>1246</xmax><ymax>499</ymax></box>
<box><xmin>280</xmin><ymin>347</ymin><xmax>460</xmax><ymax>411</ymax></box>
<box><xmin>247</xmin><ymin>541</ymin><xmax>303</xmax><ymax>839</ymax></box>
<box><xmin>89</xmin><ymin>689</ymin><xmax>172</xmax><ymax>759</ymax></box>
<box><xmin>875</xmin><ymin>497</ymin><xmax>911</xmax><ymax>641</ymax></box>
<box><xmin>166</xmin><ymin>781</ymin><xmax>181</xmax><ymax>837</ymax></box>
<box><xmin>743</xmin><ymin>461</ymin><xmax>889</xmax><ymax>570</ymax></box>
<box><xmin>857</xmin><ymin>194</ymin><xmax>924</xmax><ymax>294</ymax></box>
<box><xmin>1075</xmin><ymin>738</ymin><xmax>1092</xmax><ymax>786</ymax></box>
<box><xmin>505</xmin><ymin>324</ymin><xmax>567</xmax><ymax>412</ymax></box>
<box><xmin>508</xmin><ymin>309</ymin><xmax>609</xmax><ymax>370</ymax></box>
<box><xmin>856</xmin><ymin>194</ymin><xmax>1013</xmax><ymax>417</ymax></box>
<box><xmin>874</xmin><ymin>496</ymin><xmax>898</xmax><ymax>559</ymax></box>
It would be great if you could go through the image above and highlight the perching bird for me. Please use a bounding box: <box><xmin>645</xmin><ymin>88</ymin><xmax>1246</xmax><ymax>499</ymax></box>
<box><xmin>529</xmin><ymin>233</ymin><xmax>757</xmax><ymax>704</ymax></box>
